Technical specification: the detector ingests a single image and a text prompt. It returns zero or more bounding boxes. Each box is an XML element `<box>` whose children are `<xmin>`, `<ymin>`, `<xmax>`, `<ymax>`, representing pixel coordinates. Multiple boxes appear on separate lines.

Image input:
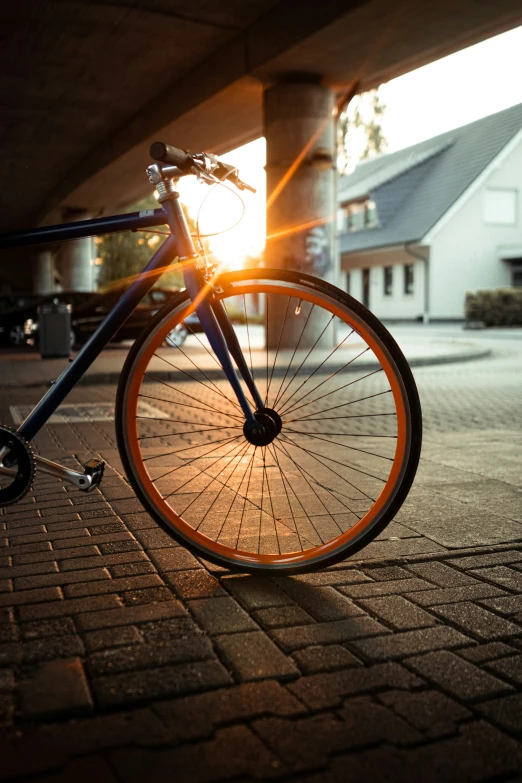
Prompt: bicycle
<box><xmin>0</xmin><ymin>142</ymin><xmax>422</xmax><ymax>574</ymax></box>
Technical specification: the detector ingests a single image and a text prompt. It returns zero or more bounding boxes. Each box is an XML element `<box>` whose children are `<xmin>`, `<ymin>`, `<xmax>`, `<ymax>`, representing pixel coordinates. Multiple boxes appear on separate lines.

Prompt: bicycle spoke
<box><xmin>266</xmin><ymin>295</ymin><xmax>291</xmax><ymax>406</ymax></box>
<box><xmin>289</xmin><ymin>389</ymin><xmax>393</xmax><ymax>422</ymax></box>
<box><xmin>272</xmin><ymin>304</ymin><xmax>319</xmax><ymax>409</ymax></box>
<box><xmin>281</xmin><ymin>356</ymin><xmax>378</xmax><ymax>417</ymax></box>
<box><xmin>277</xmin><ymin>326</ymin><xmax>354</xmax><ymax>412</ymax></box>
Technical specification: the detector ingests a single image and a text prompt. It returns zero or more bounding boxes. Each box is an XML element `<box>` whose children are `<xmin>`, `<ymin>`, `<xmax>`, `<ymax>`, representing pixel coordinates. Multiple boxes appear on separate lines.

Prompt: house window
<box><xmin>365</xmin><ymin>200</ymin><xmax>378</xmax><ymax>228</ymax></box>
<box><xmin>384</xmin><ymin>266</ymin><xmax>393</xmax><ymax>296</ymax></box>
<box><xmin>404</xmin><ymin>264</ymin><xmax>414</xmax><ymax>294</ymax></box>
<box><xmin>483</xmin><ymin>188</ymin><xmax>517</xmax><ymax>225</ymax></box>
<box><xmin>341</xmin><ymin>199</ymin><xmax>379</xmax><ymax>232</ymax></box>
<box><xmin>345</xmin><ymin>272</ymin><xmax>350</xmax><ymax>295</ymax></box>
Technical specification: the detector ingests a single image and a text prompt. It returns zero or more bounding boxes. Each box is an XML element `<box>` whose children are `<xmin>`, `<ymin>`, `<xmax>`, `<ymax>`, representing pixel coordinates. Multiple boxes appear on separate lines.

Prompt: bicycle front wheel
<box><xmin>116</xmin><ymin>269</ymin><xmax>422</xmax><ymax>574</ymax></box>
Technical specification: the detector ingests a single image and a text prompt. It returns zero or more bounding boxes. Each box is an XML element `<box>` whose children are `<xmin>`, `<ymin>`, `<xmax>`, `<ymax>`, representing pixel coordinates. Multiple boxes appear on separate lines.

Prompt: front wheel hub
<box><xmin>243</xmin><ymin>412</ymin><xmax>278</xmax><ymax>447</ymax></box>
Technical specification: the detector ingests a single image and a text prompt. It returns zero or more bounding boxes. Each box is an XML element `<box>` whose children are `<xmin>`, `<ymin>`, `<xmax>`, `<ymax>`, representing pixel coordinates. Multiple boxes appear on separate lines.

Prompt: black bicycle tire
<box><xmin>115</xmin><ymin>268</ymin><xmax>422</xmax><ymax>575</ymax></box>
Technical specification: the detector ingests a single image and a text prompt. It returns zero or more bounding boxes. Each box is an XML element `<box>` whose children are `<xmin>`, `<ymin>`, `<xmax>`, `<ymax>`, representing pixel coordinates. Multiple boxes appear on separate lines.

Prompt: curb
<box><xmin>0</xmin><ymin>348</ymin><xmax>492</xmax><ymax>389</ymax></box>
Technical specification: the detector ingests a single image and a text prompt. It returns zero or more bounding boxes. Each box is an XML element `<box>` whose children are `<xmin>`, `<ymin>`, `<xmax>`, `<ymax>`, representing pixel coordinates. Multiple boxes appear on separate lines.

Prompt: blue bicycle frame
<box><xmin>0</xmin><ymin>194</ymin><xmax>262</xmax><ymax>443</ymax></box>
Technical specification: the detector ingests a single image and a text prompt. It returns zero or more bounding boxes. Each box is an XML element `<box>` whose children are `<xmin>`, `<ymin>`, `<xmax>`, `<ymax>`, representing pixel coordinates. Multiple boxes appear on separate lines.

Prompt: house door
<box><xmin>362</xmin><ymin>268</ymin><xmax>370</xmax><ymax>308</ymax></box>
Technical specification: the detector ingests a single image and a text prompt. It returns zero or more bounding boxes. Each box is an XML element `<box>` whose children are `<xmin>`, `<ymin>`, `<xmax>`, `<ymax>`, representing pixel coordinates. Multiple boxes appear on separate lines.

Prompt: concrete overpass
<box><xmin>2</xmin><ymin>0</ymin><xmax>522</xmax><ymax>291</ymax></box>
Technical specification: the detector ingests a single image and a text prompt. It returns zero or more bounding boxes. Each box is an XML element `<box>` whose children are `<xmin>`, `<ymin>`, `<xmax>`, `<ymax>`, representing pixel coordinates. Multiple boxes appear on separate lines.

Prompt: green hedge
<box><xmin>465</xmin><ymin>288</ymin><xmax>522</xmax><ymax>326</ymax></box>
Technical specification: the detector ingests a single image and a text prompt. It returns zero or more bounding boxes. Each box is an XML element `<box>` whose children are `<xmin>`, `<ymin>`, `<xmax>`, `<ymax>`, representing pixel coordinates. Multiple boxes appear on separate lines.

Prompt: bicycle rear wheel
<box><xmin>116</xmin><ymin>269</ymin><xmax>422</xmax><ymax>574</ymax></box>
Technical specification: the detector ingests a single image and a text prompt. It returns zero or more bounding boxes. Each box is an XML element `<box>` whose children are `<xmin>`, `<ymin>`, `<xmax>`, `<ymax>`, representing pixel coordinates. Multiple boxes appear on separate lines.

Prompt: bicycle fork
<box><xmin>182</xmin><ymin>263</ymin><xmax>264</xmax><ymax>433</ymax></box>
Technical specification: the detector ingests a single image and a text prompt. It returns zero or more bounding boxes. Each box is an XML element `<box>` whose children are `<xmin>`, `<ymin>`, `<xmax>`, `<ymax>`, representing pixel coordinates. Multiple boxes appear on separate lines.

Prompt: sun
<box><xmin>176</xmin><ymin>138</ymin><xmax>266</xmax><ymax>271</ymax></box>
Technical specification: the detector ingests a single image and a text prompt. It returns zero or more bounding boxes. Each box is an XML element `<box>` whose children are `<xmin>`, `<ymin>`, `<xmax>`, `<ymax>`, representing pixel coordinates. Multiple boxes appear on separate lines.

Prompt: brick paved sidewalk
<box><xmin>1</xmin><ymin>348</ymin><xmax>522</xmax><ymax>781</ymax></box>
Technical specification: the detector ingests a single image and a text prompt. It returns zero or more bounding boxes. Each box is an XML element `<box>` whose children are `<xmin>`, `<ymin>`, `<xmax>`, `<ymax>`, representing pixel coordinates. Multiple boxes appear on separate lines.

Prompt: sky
<box><xmin>178</xmin><ymin>24</ymin><xmax>522</xmax><ymax>268</ymax></box>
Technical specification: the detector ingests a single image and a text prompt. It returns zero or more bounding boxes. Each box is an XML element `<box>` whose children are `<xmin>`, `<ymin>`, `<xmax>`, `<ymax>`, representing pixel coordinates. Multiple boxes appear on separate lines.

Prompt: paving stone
<box><xmin>84</xmin><ymin>626</ymin><xmax>144</xmax><ymax>652</ymax></box>
<box><xmin>110</xmin><ymin>561</ymin><xmax>156</xmax><ymax>578</ymax></box>
<box><xmin>13</xmin><ymin>545</ymin><xmax>99</xmax><ymax>565</ymax></box>
<box><xmin>122</xmin><ymin>586</ymin><xmax>174</xmax><ymax>606</ymax></box>
<box><xmin>294</xmin><ymin>569</ymin><xmax>372</xmax><ymax>585</ymax></box>
<box><xmin>120</xmin><ymin>512</ymin><xmax>158</xmax><ymax>531</ymax></box>
<box><xmin>18</xmin><ymin>594</ymin><xmax>122</xmax><ymax>622</ymax></box>
<box><xmin>276</xmin><ymin>581</ymin><xmax>363</xmax><ymax>621</ymax></box>
<box><xmin>359</xmin><ymin>566</ymin><xmax>412</xmax><ymax>581</ymax></box>
<box><xmin>223</xmin><ymin>575</ymin><xmax>292</xmax><ymax>610</ymax></box>
<box><xmin>0</xmin><ymin>561</ymin><xmax>58</xmax><ymax>580</ymax></box>
<box><xmin>88</xmin><ymin>635</ymin><xmax>213</xmax><ymax>676</ymax></box>
<box><xmin>98</xmin><ymin>540</ymin><xmax>142</xmax><ymax>555</ymax></box>
<box><xmin>60</xmin><ymin>553</ymin><xmax>148</xmax><ymax>573</ymax></box>
<box><xmin>111</xmin><ymin>725</ymin><xmax>284</xmax><ymax>782</ymax></box>
<box><xmin>477</xmin><ymin>694</ymin><xmax>522</xmax><ymax>735</ymax></box>
<box><xmin>76</xmin><ymin>599</ymin><xmax>186</xmax><ymax>631</ymax></box>
<box><xmin>406</xmin><ymin>561</ymin><xmax>478</xmax><ymax>586</ymax></box>
<box><xmin>139</xmin><ymin>616</ymin><xmax>201</xmax><ymax>644</ymax></box>
<box><xmin>270</xmin><ymin>616</ymin><xmax>390</xmax><ymax>652</ymax></box>
<box><xmin>165</xmin><ymin>568</ymin><xmax>225</xmax><ymax>599</ymax></box>
<box><xmin>0</xmin><ymin>578</ymin><xmax>11</xmax><ymax>592</ymax></box>
<box><xmin>42</xmin><ymin>708</ymin><xmax>172</xmax><ymax>755</ymax></box>
<box><xmin>480</xmin><ymin>594</ymin><xmax>522</xmax><ymax>615</ymax></box>
<box><xmin>25</xmin><ymin>756</ymin><xmax>120</xmax><ymax>783</ymax></box>
<box><xmin>3</xmin><ymin>541</ymin><xmax>52</xmax><ymax>556</ymax></box>
<box><xmin>288</xmin><ymin>662</ymin><xmax>423</xmax><ymax>710</ymax></box>
<box><xmin>0</xmin><ymin>642</ymin><xmax>21</xmax><ymax>665</ymax></box>
<box><xmin>19</xmin><ymin>658</ymin><xmax>93</xmax><ymax>719</ymax></box>
<box><xmin>254</xmin><ymin>699</ymin><xmax>422</xmax><ymax>772</ymax></box>
<box><xmin>0</xmin><ymin>668</ymin><xmax>15</xmax><ymax>691</ymax></box>
<box><xmin>407</xmin><ymin>650</ymin><xmax>515</xmax><ymax>702</ymax></box>
<box><xmin>188</xmin><ymin>596</ymin><xmax>257</xmax><ymax>634</ymax></box>
<box><xmin>448</xmin><ymin>551</ymin><xmax>522</xmax><ymax>570</ymax></box>
<box><xmin>14</xmin><ymin>567</ymin><xmax>110</xmax><ymax>590</ymax></box>
<box><xmin>470</xmin><ymin>565</ymin><xmax>522</xmax><ymax>591</ymax></box>
<box><xmin>64</xmin><ymin>573</ymin><xmax>163</xmax><ymax>598</ymax></box>
<box><xmin>215</xmin><ymin>630</ymin><xmax>299</xmax><ymax>681</ymax></box>
<box><xmin>349</xmin><ymin>626</ymin><xmax>471</xmax><ymax>662</ymax></box>
<box><xmin>93</xmin><ymin>659</ymin><xmax>232</xmax><ymax>709</ymax></box>
<box><xmin>22</xmin><ymin>634</ymin><xmax>85</xmax><ymax>663</ymax></box>
<box><xmin>338</xmin><ymin>578</ymin><xmax>434</xmax><ymax>598</ymax></box>
<box><xmin>0</xmin><ymin>585</ymin><xmax>62</xmax><ymax>608</ymax></box>
<box><xmin>486</xmin><ymin>654</ymin><xmax>522</xmax><ymax>685</ymax></box>
<box><xmin>253</xmin><ymin>604</ymin><xmax>315</xmax><ymax>629</ymax></box>
<box><xmin>154</xmin><ymin>680</ymin><xmax>306</xmax><ymax>742</ymax></box>
<box><xmin>292</xmin><ymin>645</ymin><xmax>362</xmax><ymax>674</ymax></box>
<box><xmin>432</xmin><ymin>602</ymin><xmax>522</xmax><ymax>640</ymax></box>
<box><xmin>356</xmin><ymin>595</ymin><xmax>438</xmax><ymax>630</ymax></box>
<box><xmin>378</xmin><ymin>689</ymin><xmax>472</xmax><ymax>738</ymax></box>
<box><xmin>406</xmin><ymin>583</ymin><xmax>506</xmax><ymax>607</ymax></box>
<box><xmin>148</xmin><ymin>547</ymin><xmax>201</xmax><ymax>572</ymax></box>
<box><xmin>0</xmin><ymin>692</ymin><xmax>15</xmax><ymax>723</ymax></box>
<box><xmin>458</xmin><ymin>642</ymin><xmax>518</xmax><ymax>663</ymax></box>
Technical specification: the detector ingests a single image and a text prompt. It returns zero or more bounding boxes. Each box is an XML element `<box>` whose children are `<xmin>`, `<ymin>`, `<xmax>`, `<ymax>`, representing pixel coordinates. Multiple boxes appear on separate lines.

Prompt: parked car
<box><xmin>0</xmin><ymin>293</ymin><xmax>43</xmax><ymax>314</ymax></box>
<box><xmin>3</xmin><ymin>291</ymin><xmax>94</xmax><ymax>346</ymax></box>
<box><xmin>68</xmin><ymin>286</ymin><xmax>181</xmax><ymax>345</ymax></box>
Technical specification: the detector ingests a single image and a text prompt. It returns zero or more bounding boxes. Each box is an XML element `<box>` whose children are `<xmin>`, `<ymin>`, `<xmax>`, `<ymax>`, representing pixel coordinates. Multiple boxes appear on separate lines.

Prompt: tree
<box><xmin>337</xmin><ymin>89</ymin><xmax>387</xmax><ymax>174</ymax></box>
<box><xmin>96</xmin><ymin>194</ymin><xmax>196</xmax><ymax>290</ymax></box>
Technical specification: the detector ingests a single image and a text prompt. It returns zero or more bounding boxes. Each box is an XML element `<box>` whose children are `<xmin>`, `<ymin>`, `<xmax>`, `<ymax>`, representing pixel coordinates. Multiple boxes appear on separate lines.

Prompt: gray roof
<box><xmin>339</xmin><ymin>102</ymin><xmax>522</xmax><ymax>255</ymax></box>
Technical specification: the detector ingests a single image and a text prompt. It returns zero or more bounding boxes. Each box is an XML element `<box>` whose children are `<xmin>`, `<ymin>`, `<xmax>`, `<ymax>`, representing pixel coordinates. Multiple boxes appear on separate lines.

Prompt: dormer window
<box><xmin>340</xmin><ymin>198</ymin><xmax>378</xmax><ymax>232</ymax></box>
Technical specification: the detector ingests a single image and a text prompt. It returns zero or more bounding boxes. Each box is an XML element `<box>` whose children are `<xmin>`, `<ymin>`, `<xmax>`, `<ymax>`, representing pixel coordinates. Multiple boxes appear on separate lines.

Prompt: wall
<box><xmin>428</xmin><ymin>133</ymin><xmax>522</xmax><ymax>318</ymax></box>
<box><xmin>342</xmin><ymin>247</ymin><xmax>426</xmax><ymax>319</ymax></box>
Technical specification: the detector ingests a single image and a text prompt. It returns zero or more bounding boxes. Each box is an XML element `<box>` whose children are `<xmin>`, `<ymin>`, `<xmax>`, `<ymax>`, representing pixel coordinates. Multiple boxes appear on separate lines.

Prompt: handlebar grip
<box><xmin>150</xmin><ymin>142</ymin><xmax>192</xmax><ymax>170</ymax></box>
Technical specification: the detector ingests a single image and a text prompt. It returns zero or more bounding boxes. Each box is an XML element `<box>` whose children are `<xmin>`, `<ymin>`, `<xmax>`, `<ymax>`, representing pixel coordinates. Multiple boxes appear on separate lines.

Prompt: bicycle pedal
<box><xmin>81</xmin><ymin>458</ymin><xmax>105</xmax><ymax>492</ymax></box>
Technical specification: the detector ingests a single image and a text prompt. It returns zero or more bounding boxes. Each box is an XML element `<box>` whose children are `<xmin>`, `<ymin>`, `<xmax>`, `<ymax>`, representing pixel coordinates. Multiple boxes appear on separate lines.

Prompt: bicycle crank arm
<box><xmin>35</xmin><ymin>455</ymin><xmax>105</xmax><ymax>492</ymax></box>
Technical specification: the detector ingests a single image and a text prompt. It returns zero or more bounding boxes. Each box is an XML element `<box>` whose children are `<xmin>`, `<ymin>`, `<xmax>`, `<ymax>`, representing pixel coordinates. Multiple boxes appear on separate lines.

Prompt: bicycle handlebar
<box><xmin>149</xmin><ymin>142</ymin><xmax>193</xmax><ymax>171</ymax></box>
<box><xmin>149</xmin><ymin>141</ymin><xmax>256</xmax><ymax>193</ymax></box>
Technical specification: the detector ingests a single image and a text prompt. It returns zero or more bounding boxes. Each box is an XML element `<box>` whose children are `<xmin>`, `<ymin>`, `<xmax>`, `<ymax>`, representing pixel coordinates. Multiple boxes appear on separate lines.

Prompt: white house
<box><xmin>338</xmin><ymin>103</ymin><xmax>522</xmax><ymax>321</ymax></box>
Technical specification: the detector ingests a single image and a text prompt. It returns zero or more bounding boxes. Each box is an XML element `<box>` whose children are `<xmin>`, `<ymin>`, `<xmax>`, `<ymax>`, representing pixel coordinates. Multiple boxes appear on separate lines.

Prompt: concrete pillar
<box><xmin>264</xmin><ymin>79</ymin><xmax>337</xmax><ymax>347</ymax></box>
<box><xmin>61</xmin><ymin>209</ymin><xmax>94</xmax><ymax>291</ymax></box>
<box><xmin>33</xmin><ymin>249</ymin><xmax>53</xmax><ymax>294</ymax></box>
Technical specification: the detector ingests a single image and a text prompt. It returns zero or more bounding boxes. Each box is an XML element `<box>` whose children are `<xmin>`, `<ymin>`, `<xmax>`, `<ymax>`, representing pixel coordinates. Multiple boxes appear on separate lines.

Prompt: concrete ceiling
<box><xmin>2</xmin><ymin>0</ymin><xmax>522</xmax><ymax>232</ymax></box>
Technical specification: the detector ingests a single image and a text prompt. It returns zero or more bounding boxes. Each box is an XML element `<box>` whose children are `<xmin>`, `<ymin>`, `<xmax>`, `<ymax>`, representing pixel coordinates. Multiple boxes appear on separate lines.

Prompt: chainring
<box><xmin>0</xmin><ymin>426</ymin><xmax>35</xmax><ymax>507</ymax></box>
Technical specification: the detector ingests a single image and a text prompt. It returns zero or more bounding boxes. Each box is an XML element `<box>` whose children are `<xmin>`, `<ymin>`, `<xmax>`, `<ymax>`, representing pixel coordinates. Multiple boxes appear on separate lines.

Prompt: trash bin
<box><xmin>38</xmin><ymin>300</ymin><xmax>72</xmax><ymax>358</ymax></box>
